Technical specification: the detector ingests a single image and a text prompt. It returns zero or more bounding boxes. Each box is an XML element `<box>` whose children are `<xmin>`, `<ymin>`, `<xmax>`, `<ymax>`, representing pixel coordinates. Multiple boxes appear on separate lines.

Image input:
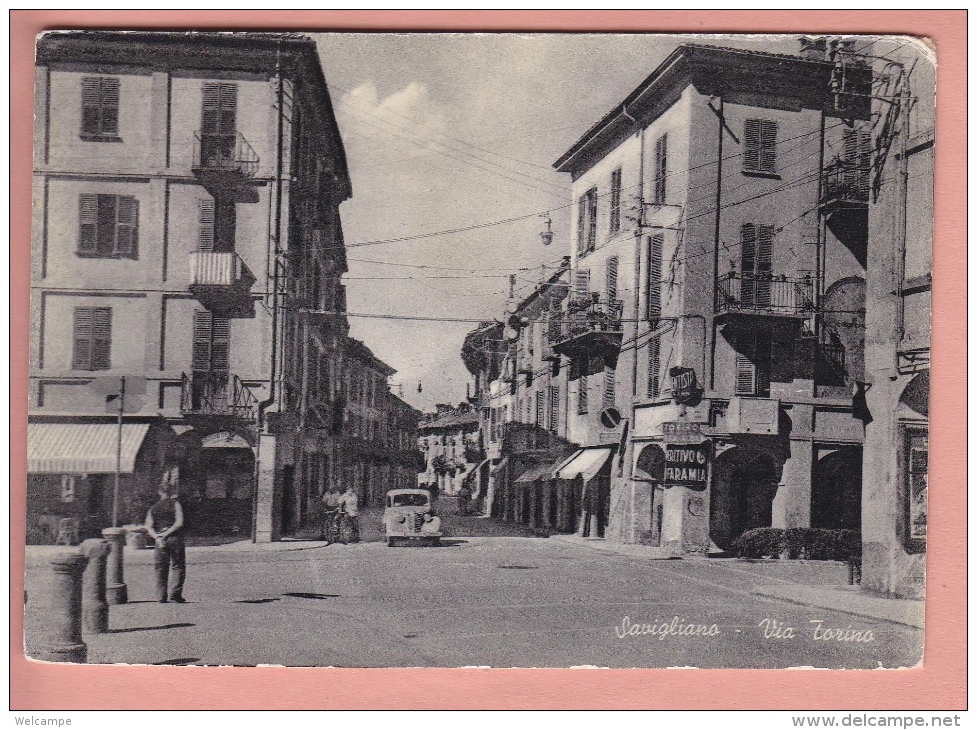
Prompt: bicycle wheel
<box><xmin>338</xmin><ymin>515</ymin><xmax>354</xmax><ymax>545</ymax></box>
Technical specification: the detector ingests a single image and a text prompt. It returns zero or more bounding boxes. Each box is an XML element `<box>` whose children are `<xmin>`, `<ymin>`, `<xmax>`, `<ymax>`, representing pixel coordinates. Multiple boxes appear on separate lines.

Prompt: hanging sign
<box><xmin>670</xmin><ymin>366</ymin><xmax>703</xmax><ymax>406</ymax></box>
<box><xmin>663</xmin><ymin>441</ymin><xmax>710</xmax><ymax>490</ymax></box>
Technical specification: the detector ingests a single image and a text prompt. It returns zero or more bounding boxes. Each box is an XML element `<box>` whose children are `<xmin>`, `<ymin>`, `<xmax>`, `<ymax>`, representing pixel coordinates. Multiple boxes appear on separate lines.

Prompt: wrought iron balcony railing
<box><xmin>180</xmin><ymin>372</ymin><xmax>257</xmax><ymax>422</ymax></box>
<box><xmin>716</xmin><ymin>272</ymin><xmax>814</xmax><ymax>317</ymax></box>
<box><xmin>192</xmin><ymin>131</ymin><xmax>259</xmax><ymax>179</ymax></box>
<box><xmin>550</xmin><ymin>295</ymin><xmax>624</xmax><ymax>358</ymax></box>
<box><xmin>822</xmin><ymin>159</ymin><xmax>870</xmax><ymax>205</ymax></box>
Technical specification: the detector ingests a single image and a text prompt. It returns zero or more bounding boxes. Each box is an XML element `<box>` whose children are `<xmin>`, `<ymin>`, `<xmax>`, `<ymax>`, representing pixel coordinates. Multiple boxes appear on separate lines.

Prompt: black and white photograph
<box><xmin>24</xmin><ymin>29</ymin><xmax>934</xmax><ymax>670</ymax></box>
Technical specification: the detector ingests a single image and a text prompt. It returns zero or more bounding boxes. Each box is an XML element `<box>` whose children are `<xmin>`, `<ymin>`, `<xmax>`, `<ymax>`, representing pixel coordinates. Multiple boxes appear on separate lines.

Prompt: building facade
<box><xmin>860</xmin><ymin>43</ymin><xmax>933</xmax><ymax>598</ymax></box>
<box><xmin>416</xmin><ymin>404</ymin><xmax>482</xmax><ymax>502</ymax></box>
<box><xmin>29</xmin><ymin>32</ymin><xmax>353</xmax><ymax>541</ymax></box>
<box><xmin>550</xmin><ymin>42</ymin><xmax>874</xmax><ymax>551</ymax></box>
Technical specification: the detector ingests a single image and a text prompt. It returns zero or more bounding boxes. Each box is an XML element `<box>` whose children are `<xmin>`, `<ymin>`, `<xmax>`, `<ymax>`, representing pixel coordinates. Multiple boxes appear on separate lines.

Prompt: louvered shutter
<box><xmin>73</xmin><ymin>307</ymin><xmax>93</xmax><ymax>369</ymax></box>
<box><xmin>605</xmin><ymin>256</ymin><xmax>619</xmax><ymax>303</ymax></box>
<box><xmin>114</xmin><ymin>196</ymin><xmax>137</xmax><ymax>255</ymax></box>
<box><xmin>735</xmin><ymin>353</ymin><xmax>756</xmax><ymax>395</ymax></box>
<box><xmin>78</xmin><ymin>194</ymin><xmax>98</xmax><ymax>253</ymax></box>
<box><xmin>577</xmin><ymin>195</ymin><xmax>587</xmax><ymax>254</ymax></box>
<box><xmin>744</xmin><ymin>119</ymin><xmax>761</xmax><ymax>171</ymax></box>
<box><xmin>219</xmin><ymin>84</ymin><xmax>237</xmax><ymax>135</ymax></box>
<box><xmin>573</xmin><ymin>269</ymin><xmax>591</xmax><ymax>301</ymax></box>
<box><xmin>548</xmin><ymin>296</ymin><xmax>562</xmax><ymax>343</ymax></box>
<box><xmin>92</xmin><ymin>308</ymin><xmax>112</xmax><ymax>369</ymax></box>
<box><xmin>755</xmin><ymin>225</ymin><xmax>773</xmax><ymax>307</ymax></box>
<box><xmin>192</xmin><ymin>311</ymin><xmax>213</xmax><ymax>371</ymax></box>
<box><xmin>603</xmin><ymin>366</ymin><xmax>616</xmax><ymax>407</ymax></box>
<box><xmin>549</xmin><ymin>386</ymin><xmax>560</xmax><ymax>431</ymax></box>
<box><xmin>100</xmin><ymin>78</ymin><xmax>119</xmax><ymax>135</ymax></box>
<box><xmin>577</xmin><ymin>375</ymin><xmax>589</xmax><ymax>414</ymax></box>
<box><xmin>647</xmin><ymin>337</ymin><xmax>661</xmax><ymax>398</ymax></box>
<box><xmin>536</xmin><ymin>390</ymin><xmax>545</xmax><ymax>426</ymax></box>
<box><xmin>759</xmin><ymin>120</ymin><xmax>777</xmax><ymax>173</ymax></box>
<box><xmin>647</xmin><ymin>234</ymin><xmax>663</xmax><ymax>323</ymax></box>
<box><xmin>609</xmin><ymin>167</ymin><xmax>622</xmax><ymax>233</ymax></box>
<box><xmin>81</xmin><ymin>78</ymin><xmax>102</xmax><ymax>135</ymax></box>
<box><xmin>198</xmin><ymin>199</ymin><xmax>215</xmax><ymax>251</ymax></box>
<box><xmin>654</xmin><ymin>134</ymin><xmax>668</xmax><ymax>204</ymax></box>
<box><xmin>586</xmin><ymin>189</ymin><xmax>597</xmax><ymax>252</ymax></box>
<box><xmin>211</xmin><ymin>316</ymin><xmax>230</xmax><ymax>370</ymax></box>
<box><xmin>755</xmin><ymin>328</ymin><xmax>771</xmax><ymax>395</ymax></box>
<box><xmin>741</xmin><ymin>224</ymin><xmax>757</xmax><ymax>306</ymax></box>
<box><xmin>201</xmin><ymin>83</ymin><xmax>221</xmax><ymax>135</ymax></box>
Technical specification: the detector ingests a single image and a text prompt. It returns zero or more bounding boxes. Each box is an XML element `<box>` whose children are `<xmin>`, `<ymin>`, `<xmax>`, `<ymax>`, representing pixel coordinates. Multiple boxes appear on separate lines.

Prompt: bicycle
<box><xmin>321</xmin><ymin>508</ymin><xmax>341</xmax><ymax>545</ymax></box>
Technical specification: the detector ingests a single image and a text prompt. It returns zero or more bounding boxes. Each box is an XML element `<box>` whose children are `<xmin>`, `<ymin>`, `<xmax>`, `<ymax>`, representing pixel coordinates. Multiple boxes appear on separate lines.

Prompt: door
<box><xmin>740</xmin><ymin>224</ymin><xmax>773</xmax><ymax>308</ymax></box>
<box><xmin>201</xmin><ymin>82</ymin><xmax>238</xmax><ymax>166</ymax></box>
<box><xmin>192</xmin><ymin>311</ymin><xmax>230</xmax><ymax>413</ymax></box>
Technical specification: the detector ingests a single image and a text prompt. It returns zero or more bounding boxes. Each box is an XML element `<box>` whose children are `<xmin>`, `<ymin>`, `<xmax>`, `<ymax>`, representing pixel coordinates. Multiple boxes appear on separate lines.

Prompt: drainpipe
<box><xmin>252</xmin><ymin>44</ymin><xmax>286</xmax><ymax>542</ymax></box>
<box><xmin>708</xmin><ymin>96</ymin><xmax>724</xmax><ymax>391</ymax></box>
<box><xmin>626</xmin><ymin>111</ymin><xmax>645</xmax><ymax>543</ymax></box>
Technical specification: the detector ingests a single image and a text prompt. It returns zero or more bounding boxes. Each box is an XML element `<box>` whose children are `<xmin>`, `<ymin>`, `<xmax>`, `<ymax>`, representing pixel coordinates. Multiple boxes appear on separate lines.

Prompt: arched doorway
<box><xmin>811</xmin><ymin>447</ymin><xmax>862</xmax><ymax>531</ymax></box>
<box><xmin>179</xmin><ymin>429</ymin><xmax>257</xmax><ymax>537</ymax></box>
<box><xmin>710</xmin><ymin>448</ymin><xmax>780</xmax><ymax>550</ymax></box>
<box><xmin>636</xmin><ymin>443</ymin><xmax>665</xmax><ymax>547</ymax></box>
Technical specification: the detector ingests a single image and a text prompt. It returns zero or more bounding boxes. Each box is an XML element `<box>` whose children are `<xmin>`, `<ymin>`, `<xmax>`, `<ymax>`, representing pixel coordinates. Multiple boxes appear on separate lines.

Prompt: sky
<box><xmin>311</xmin><ymin>33</ymin><xmax>932</xmax><ymax>413</ymax></box>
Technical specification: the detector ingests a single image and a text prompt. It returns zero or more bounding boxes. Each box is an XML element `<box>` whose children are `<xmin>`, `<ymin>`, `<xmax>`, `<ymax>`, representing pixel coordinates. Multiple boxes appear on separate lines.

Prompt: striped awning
<box><xmin>514</xmin><ymin>462</ymin><xmax>558</xmax><ymax>484</ymax></box>
<box><xmin>555</xmin><ymin>447</ymin><xmax>612</xmax><ymax>482</ymax></box>
<box><xmin>28</xmin><ymin>423</ymin><xmax>151</xmax><ymax>474</ymax></box>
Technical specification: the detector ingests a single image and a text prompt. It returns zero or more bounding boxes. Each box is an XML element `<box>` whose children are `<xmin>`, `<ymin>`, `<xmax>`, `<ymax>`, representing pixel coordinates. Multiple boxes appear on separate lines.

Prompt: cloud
<box><xmin>339</xmin><ymin>81</ymin><xmax>446</xmax><ymax>153</ymax></box>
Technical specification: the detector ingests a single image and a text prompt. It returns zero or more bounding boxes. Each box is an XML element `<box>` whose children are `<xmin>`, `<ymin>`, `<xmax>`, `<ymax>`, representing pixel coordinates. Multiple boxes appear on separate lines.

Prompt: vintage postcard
<box><xmin>15</xmin><ymin>16</ymin><xmax>956</xmax><ymax>708</ymax></box>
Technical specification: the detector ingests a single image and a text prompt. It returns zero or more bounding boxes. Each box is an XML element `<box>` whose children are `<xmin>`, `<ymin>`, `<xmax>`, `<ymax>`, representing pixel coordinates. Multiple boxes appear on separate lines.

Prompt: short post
<box><xmin>101</xmin><ymin>527</ymin><xmax>128</xmax><ymax>605</ymax></box>
<box><xmin>80</xmin><ymin>538</ymin><xmax>111</xmax><ymax>634</ymax></box>
<box><xmin>35</xmin><ymin>553</ymin><xmax>87</xmax><ymax>663</ymax></box>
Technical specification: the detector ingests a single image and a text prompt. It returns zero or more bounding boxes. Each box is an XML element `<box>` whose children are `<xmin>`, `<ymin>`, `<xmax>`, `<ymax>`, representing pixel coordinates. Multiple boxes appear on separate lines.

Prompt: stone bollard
<box><xmin>101</xmin><ymin>527</ymin><xmax>128</xmax><ymax>605</ymax></box>
<box><xmin>79</xmin><ymin>538</ymin><xmax>111</xmax><ymax>634</ymax></box>
<box><xmin>35</xmin><ymin>553</ymin><xmax>87</xmax><ymax>663</ymax></box>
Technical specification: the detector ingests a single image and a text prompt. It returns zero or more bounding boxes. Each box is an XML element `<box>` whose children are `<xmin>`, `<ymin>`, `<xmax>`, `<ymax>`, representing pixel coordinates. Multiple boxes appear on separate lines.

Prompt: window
<box><xmin>654</xmin><ymin>134</ymin><xmax>668</xmax><ymax>204</ymax></box>
<box><xmin>81</xmin><ymin>77</ymin><xmax>119</xmax><ymax>138</ymax></box>
<box><xmin>609</xmin><ymin>167</ymin><xmax>623</xmax><ymax>234</ymax></box>
<box><xmin>192</xmin><ymin>310</ymin><xmax>230</xmax><ymax>372</ymax></box>
<box><xmin>905</xmin><ymin>429</ymin><xmax>927</xmax><ymax>546</ymax></box>
<box><xmin>577</xmin><ymin>187</ymin><xmax>597</xmax><ymax>254</ymax></box>
<box><xmin>200</xmin><ymin>82</ymin><xmax>238</xmax><ymax>163</ymax></box>
<box><xmin>536</xmin><ymin>390</ymin><xmax>545</xmax><ymax>426</ymax></box>
<box><xmin>744</xmin><ymin>119</ymin><xmax>778</xmax><ymax>174</ymax></box>
<box><xmin>647</xmin><ymin>233</ymin><xmax>663</xmax><ymax>322</ymax></box>
<box><xmin>72</xmin><ymin>306</ymin><xmax>112</xmax><ymax>370</ymax></box>
<box><xmin>740</xmin><ymin>223</ymin><xmax>774</xmax><ymax>307</ymax></box>
<box><xmin>735</xmin><ymin>328</ymin><xmax>772</xmax><ymax>396</ymax></box>
<box><xmin>605</xmin><ymin>256</ymin><xmax>619</xmax><ymax>303</ymax></box>
<box><xmin>577</xmin><ymin>375</ymin><xmax>589</xmax><ymax>414</ymax></box>
<box><xmin>603</xmin><ymin>366</ymin><xmax>616</xmax><ymax>407</ymax></box>
<box><xmin>549</xmin><ymin>385</ymin><xmax>560</xmax><ymax>432</ymax></box>
<box><xmin>78</xmin><ymin>194</ymin><xmax>138</xmax><ymax>258</ymax></box>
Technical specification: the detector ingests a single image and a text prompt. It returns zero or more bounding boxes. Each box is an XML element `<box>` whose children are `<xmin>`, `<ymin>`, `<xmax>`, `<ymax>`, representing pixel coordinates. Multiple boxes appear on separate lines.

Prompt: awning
<box><xmin>514</xmin><ymin>462</ymin><xmax>557</xmax><ymax>484</ymax></box>
<box><xmin>555</xmin><ymin>447</ymin><xmax>612</xmax><ymax>481</ymax></box>
<box><xmin>28</xmin><ymin>423</ymin><xmax>151</xmax><ymax>474</ymax></box>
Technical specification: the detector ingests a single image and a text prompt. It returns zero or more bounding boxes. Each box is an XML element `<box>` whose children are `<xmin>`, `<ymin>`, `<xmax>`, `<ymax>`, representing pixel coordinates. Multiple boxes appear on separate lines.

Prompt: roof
<box><xmin>28</xmin><ymin>423</ymin><xmax>151</xmax><ymax>474</ymax></box>
<box><xmin>386</xmin><ymin>488</ymin><xmax>432</xmax><ymax>496</ymax></box>
<box><xmin>554</xmin><ymin>43</ymin><xmax>835</xmax><ymax>176</ymax></box>
<box><xmin>344</xmin><ymin>337</ymin><xmax>396</xmax><ymax>377</ymax></box>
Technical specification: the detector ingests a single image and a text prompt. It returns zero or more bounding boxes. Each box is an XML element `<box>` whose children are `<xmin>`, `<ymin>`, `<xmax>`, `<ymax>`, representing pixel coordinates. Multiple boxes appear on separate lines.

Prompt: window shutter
<box><xmin>72</xmin><ymin>307</ymin><xmax>93</xmax><ymax>369</ymax></box>
<box><xmin>603</xmin><ymin>366</ymin><xmax>616</xmax><ymax>407</ymax></box>
<box><xmin>647</xmin><ymin>337</ymin><xmax>661</xmax><ymax>398</ymax></box>
<box><xmin>744</xmin><ymin>119</ymin><xmax>761</xmax><ymax>171</ymax></box>
<box><xmin>192</xmin><ymin>311</ymin><xmax>213</xmax><ymax>371</ymax></box>
<box><xmin>735</xmin><ymin>353</ymin><xmax>756</xmax><ymax>395</ymax></box>
<box><xmin>114</xmin><ymin>196</ymin><xmax>137</xmax><ymax>255</ymax></box>
<box><xmin>548</xmin><ymin>296</ymin><xmax>562</xmax><ymax>343</ymax></box>
<box><xmin>78</xmin><ymin>194</ymin><xmax>98</xmax><ymax>253</ymax></box>
<box><xmin>605</xmin><ymin>256</ymin><xmax>619</xmax><ymax>303</ymax></box>
<box><xmin>586</xmin><ymin>189</ymin><xmax>597</xmax><ymax>252</ymax></box>
<box><xmin>576</xmin><ymin>195</ymin><xmax>587</xmax><ymax>254</ymax></box>
<box><xmin>647</xmin><ymin>234</ymin><xmax>663</xmax><ymax>323</ymax></box>
<box><xmin>549</xmin><ymin>385</ymin><xmax>560</xmax><ymax>431</ymax></box>
<box><xmin>198</xmin><ymin>199</ymin><xmax>215</xmax><ymax>251</ymax></box>
<box><xmin>81</xmin><ymin>78</ymin><xmax>102</xmax><ymax>135</ymax></box>
<box><xmin>202</xmin><ymin>83</ymin><xmax>221</xmax><ymax>135</ymax></box>
<box><xmin>577</xmin><ymin>375</ymin><xmax>589</xmax><ymax>414</ymax></box>
<box><xmin>609</xmin><ymin>167</ymin><xmax>622</xmax><ymax>234</ymax></box>
<box><xmin>211</xmin><ymin>315</ymin><xmax>230</xmax><ymax>370</ymax></box>
<box><xmin>536</xmin><ymin>390</ymin><xmax>545</xmax><ymax>426</ymax></box>
<box><xmin>219</xmin><ymin>83</ymin><xmax>238</xmax><ymax>135</ymax></box>
<box><xmin>759</xmin><ymin>120</ymin><xmax>777</xmax><ymax>173</ymax></box>
<box><xmin>92</xmin><ymin>308</ymin><xmax>112</xmax><ymax>370</ymax></box>
<box><xmin>573</xmin><ymin>269</ymin><xmax>591</xmax><ymax>301</ymax></box>
<box><xmin>100</xmin><ymin>78</ymin><xmax>119</xmax><ymax>135</ymax></box>
<box><xmin>655</xmin><ymin>134</ymin><xmax>668</xmax><ymax>204</ymax></box>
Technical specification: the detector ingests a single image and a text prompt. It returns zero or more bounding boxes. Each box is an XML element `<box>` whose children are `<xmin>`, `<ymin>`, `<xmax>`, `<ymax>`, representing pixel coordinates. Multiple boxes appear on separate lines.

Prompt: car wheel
<box><xmin>387</xmin><ymin>537</ymin><xmax>397</xmax><ymax>547</ymax></box>
<box><xmin>430</xmin><ymin>538</ymin><xmax>441</xmax><ymax>547</ymax></box>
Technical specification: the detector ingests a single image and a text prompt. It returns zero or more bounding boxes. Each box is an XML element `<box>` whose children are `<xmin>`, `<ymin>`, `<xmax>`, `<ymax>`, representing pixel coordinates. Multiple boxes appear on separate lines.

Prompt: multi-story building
<box><xmin>341</xmin><ymin>338</ymin><xmax>422</xmax><ymax>508</ymax></box>
<box><xmin>416</xmin><ymin>404</ymin><xmax>482</xmax><ymax>501</ymax></box>
<box><xmin>550</xmin><ymin>42</ymin><xmax>873</xmax><ymax>550</ymax></box>
<box><xmin>28</xmin><ymin>31</ymin><xmax>352</xmax><ymax>542</ymax></box>
<box><xmin>861</xmin><ymin>43</ymin><xmax>933</xmax><ymax>598</ymax></box>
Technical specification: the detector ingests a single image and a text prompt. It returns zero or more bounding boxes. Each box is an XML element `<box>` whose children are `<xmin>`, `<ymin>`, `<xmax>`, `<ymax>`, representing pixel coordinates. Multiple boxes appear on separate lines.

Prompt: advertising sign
<box><xmin>663</xmin><ymin>441</ymin><xmax>710</xmax><ymax>490</ymax></box>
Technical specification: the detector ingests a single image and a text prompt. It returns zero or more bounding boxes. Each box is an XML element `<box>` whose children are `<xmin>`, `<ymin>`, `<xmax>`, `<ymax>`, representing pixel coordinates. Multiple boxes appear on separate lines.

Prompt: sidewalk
<box><xmin>550</xmin><ymin>533</ymin><xmax>924</xmax><ymax>629</ymax></box>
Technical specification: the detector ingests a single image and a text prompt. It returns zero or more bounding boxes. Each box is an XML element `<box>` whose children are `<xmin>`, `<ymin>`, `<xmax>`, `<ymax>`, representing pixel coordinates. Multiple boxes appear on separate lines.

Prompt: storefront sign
<box><xmin>662</xmin><ymin>421</ymin><xmax>703</xmax><ymax>444</ymax></box>
<box><xmin>670</xmin><ymin>366</ymin><xmax>703</xmax><ymax>406</ymax></box>
<box><xmin>664</xmin><ymin>442</ymin><xmax>709</xmax><ymax>490</ymax></box>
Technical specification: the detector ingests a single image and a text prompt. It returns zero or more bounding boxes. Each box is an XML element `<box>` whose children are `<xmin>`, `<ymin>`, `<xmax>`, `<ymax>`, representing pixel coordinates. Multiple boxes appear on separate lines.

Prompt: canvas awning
<box><xmin>514</xmin><ymin>461</ymin><xmax>558</xmax><ymax>484</ymax></box>
<box><xmin>555</xmin><ymin>447</ymin><xmax>612</xmax><ymax>482</ymax></box>
<box><xmin>28</xmin><ymin>423</ymin><xmax>151</xmax><ymax>474</ymax></box>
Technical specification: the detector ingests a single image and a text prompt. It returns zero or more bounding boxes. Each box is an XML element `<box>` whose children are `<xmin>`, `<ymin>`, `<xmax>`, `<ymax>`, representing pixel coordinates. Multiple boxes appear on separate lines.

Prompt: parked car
<box><xmin>382</xmin><ymin>489</ymin><xmax>442</xmax><ymax>547</ymax></box>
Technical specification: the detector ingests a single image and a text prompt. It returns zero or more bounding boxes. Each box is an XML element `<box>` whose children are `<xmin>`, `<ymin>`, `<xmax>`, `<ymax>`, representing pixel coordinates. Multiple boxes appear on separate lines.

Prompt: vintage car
<box><xmin>382</xmin><ymin>489</ymin><xmax>442</xmax><ymax>547</ymax></box>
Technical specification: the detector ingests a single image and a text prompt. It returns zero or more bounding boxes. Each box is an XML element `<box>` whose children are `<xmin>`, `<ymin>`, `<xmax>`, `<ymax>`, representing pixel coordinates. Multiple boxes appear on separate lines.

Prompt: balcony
<box><xmin>822</xmin><ymin>159</ymin><xmax>870</xmax><ymax>209</ymax></box>
<box><xmin>551</xmin><ymin>295</ymin><xmax>623</xmax><ymax>360</ymax></box>
<box><xmin>192</xmin><ymin>131</ymin><xmax>259</xmax><ymax>187</ymax></box>
<box><xmin>188</xmin><ymin>251</ymin><xmax>255</xmax><ymax>317</ymax></box>
<box><xmin>181</xmin><ymin>372</ymin><xmax>258</xmax><ymax>423</ymax></box>
<box><xmin>716</xmin><ymin>273</ymin><xmax>814</xmax><ymax>319</ymax></box>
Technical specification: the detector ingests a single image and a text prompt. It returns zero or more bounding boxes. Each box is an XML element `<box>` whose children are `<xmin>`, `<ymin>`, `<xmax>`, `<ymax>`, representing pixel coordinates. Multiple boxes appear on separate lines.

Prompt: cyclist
<box><xmin>339</xmin><ymin>485</ymin><xmax>360</xmax><ymax>543</ymax></box>
<box><xmin>320</xmin><ymin>486</ymin><xmax>342</xmax><ymax>542</ymax></box>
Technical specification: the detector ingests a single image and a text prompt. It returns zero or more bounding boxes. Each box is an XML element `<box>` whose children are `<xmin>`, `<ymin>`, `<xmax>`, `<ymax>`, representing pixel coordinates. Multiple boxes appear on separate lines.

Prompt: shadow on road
<box><xmin>107</xmin><ymin>622</ymin><xmax>195</xmax><ymax>634</ymax></box>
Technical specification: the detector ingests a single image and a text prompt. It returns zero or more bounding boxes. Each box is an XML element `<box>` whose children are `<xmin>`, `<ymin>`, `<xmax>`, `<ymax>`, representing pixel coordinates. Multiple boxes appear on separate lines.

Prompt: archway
<box><xmin>811</xmin><ymin>447</ymin><xmax>862</xmax><ymax>531</ymax></box>
<box><xmin>635</xmin><ymin>443</ymin><xmax>665</xmax><ymax>546</ymax></box>
<box><xmin>178</xmin><ymin>428</ymin><xmax>257</xmax><ymax>537</ymax></box>
<box><xmin>710</xmin><ymin>448</ymin><xmax>780</xmax><ymax>550</ymax></box>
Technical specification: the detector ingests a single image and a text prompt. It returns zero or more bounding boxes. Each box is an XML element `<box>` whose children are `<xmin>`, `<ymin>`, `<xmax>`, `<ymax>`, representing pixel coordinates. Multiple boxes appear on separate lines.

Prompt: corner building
<box><xmin>552</xmin><ymin>43</ymin><xmax>872</xmax><ymax>552</ymax></box>
<box><xmin>30</xmin><ymin>32</ymin><xmax>352</xmax><ymax>541</ymax></box>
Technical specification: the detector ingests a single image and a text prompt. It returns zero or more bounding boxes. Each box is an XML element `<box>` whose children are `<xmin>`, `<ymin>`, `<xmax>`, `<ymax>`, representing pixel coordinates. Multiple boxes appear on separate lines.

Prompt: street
<box><xmin>24</xmin><ymin>513</ymin><xmax>922</xmax><ymax>669</ymax></box>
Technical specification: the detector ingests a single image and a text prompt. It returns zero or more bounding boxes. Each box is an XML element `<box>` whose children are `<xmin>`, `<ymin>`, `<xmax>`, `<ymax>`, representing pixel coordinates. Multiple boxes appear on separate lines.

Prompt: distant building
<box><xmin>550</xmin><ymin>42</ymin><xmax>874</xmax><ymax>549</ymax></box>
<box><xmin>29</xmin><ymin>31</ymin><xmax>352</xmax><ymax>541</ymax></box>
<box><xmin>417</xmin><ymin>404</ymin><xmax>482</xmax><ymax>507</ymax></box>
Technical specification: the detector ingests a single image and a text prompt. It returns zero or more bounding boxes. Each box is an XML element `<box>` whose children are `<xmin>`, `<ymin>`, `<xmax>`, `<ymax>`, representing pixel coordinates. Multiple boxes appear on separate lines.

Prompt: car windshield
<box><xmin>392</xmin><ymin>494</ymin><xmax>429</xmax><ymax>507</ymax></box>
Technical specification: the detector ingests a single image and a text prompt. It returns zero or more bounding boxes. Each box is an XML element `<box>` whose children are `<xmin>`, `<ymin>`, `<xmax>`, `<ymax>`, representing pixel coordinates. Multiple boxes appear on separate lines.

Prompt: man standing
<box><xmin>145</xmin><ymin>479</ymin><xmax>186</xmax><ymax>603</ymax></box>
<box><xmin>339</xmin><ymin>485</ymin><xmax>360</xmax><ymax>543</ymax></box>
<box><xmin>320</xmin><ymin>486</ymin><xmax>342</xmax><ymax>541</ymax></box>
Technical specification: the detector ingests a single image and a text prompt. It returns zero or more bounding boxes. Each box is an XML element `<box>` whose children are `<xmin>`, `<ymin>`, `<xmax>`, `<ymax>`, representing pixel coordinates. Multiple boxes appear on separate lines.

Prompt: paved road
<box><xmin>23</xmin><ymin>515</ymin><xmax>922</xmax><ymax>668</ymax></box>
